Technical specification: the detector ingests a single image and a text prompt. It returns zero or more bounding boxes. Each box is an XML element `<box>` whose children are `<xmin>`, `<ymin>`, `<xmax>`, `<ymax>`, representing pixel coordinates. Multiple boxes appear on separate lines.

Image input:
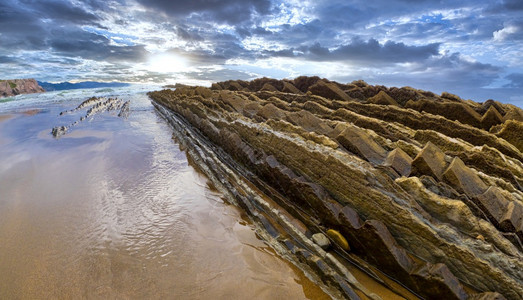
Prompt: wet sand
<box><xmin>0</xmin><ymin>114</ymin><xmax>14</xmax><ymax>122</ymax></box>
<box><xmin>0</xmin><ymin>114</ymin><xmax>15</xmax><ymax>147</ymax></box>
<box><xmin>0</xmin><ymin>94</ymin><xmax>330</xmax><ymax>299</ymax></box>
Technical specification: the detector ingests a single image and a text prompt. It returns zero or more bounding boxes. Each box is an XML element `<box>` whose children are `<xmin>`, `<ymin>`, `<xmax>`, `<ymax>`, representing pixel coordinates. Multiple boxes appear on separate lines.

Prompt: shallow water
<box><xmin>0</xmin><ymin>88</ymin><xmax>329</xmax><ymax>299</ymax></box>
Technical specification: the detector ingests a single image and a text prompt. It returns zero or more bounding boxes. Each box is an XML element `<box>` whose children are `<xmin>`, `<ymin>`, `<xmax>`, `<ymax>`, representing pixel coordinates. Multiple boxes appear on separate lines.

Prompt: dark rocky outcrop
<box><xmin>149</xmin><ymin>77</ymin><xmax>523</xmax><ymax>300</ymax></box>
<box><xmin>0</xmin><ymin>79</ymin><xmax>44</xmax><ymax>97</ymax></box>
<box><xmin>118</xmin><ymin>100</ymin><xmax>131</xmax><ymax>118</ymax></box>
<box><xmin>52</xmin><ymin>96</ymin><xmax>129</xmax><ymax>137</ymax></box>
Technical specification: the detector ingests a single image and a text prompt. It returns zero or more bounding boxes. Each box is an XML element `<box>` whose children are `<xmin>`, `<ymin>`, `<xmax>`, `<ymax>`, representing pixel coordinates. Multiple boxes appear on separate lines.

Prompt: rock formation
<box><xmin>149</xmin><ymin>77</ymin><xmax>523</xmax><ymax>299</ymax></box>
<box><xmin>52</xmin><ymin>96</ymin><xmax>129</xmax><ymax>137</ymax></box>
<box><xmin>0</xmin><ymin>79</ymin><xmax>45</xmax><ymax>97</ymax></box>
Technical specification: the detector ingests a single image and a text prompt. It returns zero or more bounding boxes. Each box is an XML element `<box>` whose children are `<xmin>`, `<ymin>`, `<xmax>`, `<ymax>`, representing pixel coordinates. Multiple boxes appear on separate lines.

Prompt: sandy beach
<box><xmin>0</xmin><ymin>89</ymin><xmax>329</xmax><ymax>299</ymax></box>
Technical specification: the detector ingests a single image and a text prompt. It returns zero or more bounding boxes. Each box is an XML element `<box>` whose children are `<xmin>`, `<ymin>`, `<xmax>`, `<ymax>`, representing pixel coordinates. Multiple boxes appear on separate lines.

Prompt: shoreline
<box><xmin>0</xmin><ymin>91</ymin><xmax>330</xmax><ymax>299</ymax></box>
<box><xmin>148</xmin><ymin>77</ymin><xmax>523</xmax><ymax>299</ymax></box>
<box><xmin>0</xmin><ymin>114</ymin><xmax>14</xmax><ymax>123</ymax></box>
<box><xmin>153</xmin><ymin>101</ymin><xmax>400</xmax><ymax>299</ymax></box>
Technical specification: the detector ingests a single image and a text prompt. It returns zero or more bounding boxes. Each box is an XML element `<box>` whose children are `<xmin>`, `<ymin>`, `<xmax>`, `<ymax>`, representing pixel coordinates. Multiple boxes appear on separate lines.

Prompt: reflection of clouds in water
<box><xmin>36</xmin><ymin>129</ymin><xmax>113</xmax><ymax>141</ymax></box>
<box><xmin>0</xmin><ymin>151</ymin><xmax>31</xmax><ymax>174</ymax></box>
<box><xmin>63</xmin><ymin>130</ymin><xmax>113</xmax><ymax>140</ymax></box>
<box><xmin>0</xmin><ymin>115</ymin><xmax>17</xmax><ymax>147</ymax></box>
<box><xmin>0</xmin><ymin>89</ymin><xmax>329</xmax><ymax>299</ymax></box>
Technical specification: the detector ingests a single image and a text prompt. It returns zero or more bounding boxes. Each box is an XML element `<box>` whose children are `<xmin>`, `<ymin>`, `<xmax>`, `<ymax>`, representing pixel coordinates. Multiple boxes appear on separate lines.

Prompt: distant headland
<box><xmin>0</xmin><ymin>79</ymin><xmax>45</xmax><ymax>97</ymax></box>
<box><xmin>0</xmin><ymin>79</ymin><xmax>131</xmax><ymax>98</ymax></box>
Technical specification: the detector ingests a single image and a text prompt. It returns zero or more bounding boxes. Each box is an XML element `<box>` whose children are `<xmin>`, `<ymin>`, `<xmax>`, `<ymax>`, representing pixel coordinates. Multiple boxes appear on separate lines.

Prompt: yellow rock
<box><xmin>326</xmin><ymin>229</ymin><xmax>350</xmax><ymax>250</ymax></box>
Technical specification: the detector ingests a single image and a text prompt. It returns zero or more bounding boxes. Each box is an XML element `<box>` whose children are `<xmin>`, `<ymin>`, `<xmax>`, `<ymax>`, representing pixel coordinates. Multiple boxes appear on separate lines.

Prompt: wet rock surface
<box><xmin>52</xmin><ymin>96</ymin><xmax>130</xmax><ymax>137</ymax></box>
<box><xmin>149</xmin><ymin>77</ymin><xmax>523</xmax><ymax>299</ymax></box>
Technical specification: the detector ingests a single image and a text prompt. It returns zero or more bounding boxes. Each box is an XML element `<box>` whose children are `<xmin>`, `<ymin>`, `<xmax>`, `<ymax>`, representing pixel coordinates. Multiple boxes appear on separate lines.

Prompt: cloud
<box><xmin>175</xmin><ymin>26</ymin><xmax>204</xmax><ymax>42</ymax></box>
<box><xmin>0</xmin><ymin>0</ymin><xmax>521</xmax><ymax>107</ymax></box>
<box><xmin>258</xmin><ymin>39</ymin><xmax>440</xmax><ymax>64</ymax></box>
<box><xmin>0</xmin><ymin>56</ymin><xmax>17</xmax><ymax>63</ymax></box>
<box><xmin>493</xmin><ymin>21</ymin><xmax>523</xmax><ymax>41</ymax></box>
<box><xmin>302</xmin><ymin>39</ymin><xmax>440</xmax><ymax>63</ymax></box>
<box><xmin>134</xmin><ymin>0</ymin><xmax>272</xmax><ymax>25</ymax></box>
<box><xmin>20</xmin><ymin>0</ymin><xmax>99</xmax><ymax>24</ymax></box>
<box><xmin>49</xmin><ymin>28</ymin><xmax>148</xmax><ymax>62</ymax></box>
<box><xmin>181</xmin><ymin>68</ymin><xmax>256</xmax><ymax>82</ymax></box>
<box><xmin>0</xmin><ymin>0</ymin><xmax>149</xmax><ymax>65</ymax></box>
<box><xmin>488</xmin><ymin>0</ymin><xmax>523</xmax><ymax>12</ymax></box>
<box><xmin>504</xmin><ymin>73</ymin><xmax>523</xmax><ymax>88</ymax></box>
<box><xmin>502</xmin><ymin>0</ymin><xmax>523</xmax><ymax>10</ymax></box>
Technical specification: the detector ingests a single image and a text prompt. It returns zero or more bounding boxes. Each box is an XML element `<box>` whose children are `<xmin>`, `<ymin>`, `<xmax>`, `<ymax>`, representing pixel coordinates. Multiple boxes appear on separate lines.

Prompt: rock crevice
<box><xmin>149</xmin><ymin>77</ymin><xmax>523</xmax><ymax>299</ymax></box>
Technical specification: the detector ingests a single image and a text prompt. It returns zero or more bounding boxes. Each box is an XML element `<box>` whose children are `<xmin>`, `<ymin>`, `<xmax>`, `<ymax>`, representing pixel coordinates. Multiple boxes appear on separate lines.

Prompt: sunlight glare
<box><xmin>147</xmin><ymin>53</ymin><xmax>188</xmax><ymax>73</ymax></box>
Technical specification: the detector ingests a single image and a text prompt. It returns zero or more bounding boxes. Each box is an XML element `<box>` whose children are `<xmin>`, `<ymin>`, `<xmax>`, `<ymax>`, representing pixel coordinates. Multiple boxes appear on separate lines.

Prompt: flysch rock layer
<box><xmin>149</xmin><ymin>77</ymin><xmax>523</xmax><ymax>300</ymax></box>
<box><xmin>52</xmin><ymin>96</ymin><xmax>129</xmax><ymax>137</ymax></box>
<box><xmin>0</xmin><ymin>78</ymin><xmax>45</xmax><ymax>97</ymax></box>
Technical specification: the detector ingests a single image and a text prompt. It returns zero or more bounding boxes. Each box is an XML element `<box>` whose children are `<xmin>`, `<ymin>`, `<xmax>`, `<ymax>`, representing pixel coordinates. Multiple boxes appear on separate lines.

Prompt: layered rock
<box><xmin>0</xmin><ymin>79</ymin><xmax>45</xmax><ymax>97</ymax></box>
<box><xmin>52</xmin><ymin>96</ymin><xmax>129</xmax><ymax>137</ymax></box>
<box><xmin>149</xmin><ymin>77</ymin><xmax>523</xmax><ymax>299</ymax></box>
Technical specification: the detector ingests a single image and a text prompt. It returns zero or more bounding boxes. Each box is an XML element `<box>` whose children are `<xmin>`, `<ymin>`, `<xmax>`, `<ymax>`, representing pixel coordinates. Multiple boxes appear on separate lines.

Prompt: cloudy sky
<box><xmin>0</xmin><ymin>0</ymin><xmax>522</xmax><ymax>105</ymax></box>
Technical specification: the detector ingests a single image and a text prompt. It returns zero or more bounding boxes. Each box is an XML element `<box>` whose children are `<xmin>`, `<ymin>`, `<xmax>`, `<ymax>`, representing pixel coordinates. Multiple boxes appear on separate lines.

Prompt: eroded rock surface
<box><xmin>52</xmin><ymin>96</ymin><xmax>129</xmax><ymax>137</ymax></box>
<box><xmin>0</xmin><ymin>78</ymin><xmax>45</xmax><ymax>97</ymax></box>
<box><xmin>149</xmin><ymin>77</ymin><xmax>523</xmax><ymax>299</ymax></box>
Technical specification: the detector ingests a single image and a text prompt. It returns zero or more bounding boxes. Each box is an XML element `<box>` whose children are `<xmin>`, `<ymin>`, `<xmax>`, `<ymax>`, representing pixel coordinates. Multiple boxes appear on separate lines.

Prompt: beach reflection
<box><xmin>0</xmin><ymin>93</ymin><xmax>329</xmax><ymax>299</ymax></box>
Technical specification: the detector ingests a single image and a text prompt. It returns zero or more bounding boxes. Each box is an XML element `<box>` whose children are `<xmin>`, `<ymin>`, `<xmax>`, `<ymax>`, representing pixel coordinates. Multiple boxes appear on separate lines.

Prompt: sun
<box><xmin>146</xmin><ymin>53</ymin><xmax>188</xmax><ymax>73</ymax></box>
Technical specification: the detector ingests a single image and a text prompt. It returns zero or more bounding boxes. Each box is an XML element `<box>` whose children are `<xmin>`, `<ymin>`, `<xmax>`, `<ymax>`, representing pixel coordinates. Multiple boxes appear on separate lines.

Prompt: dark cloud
<box><xmin>504</xmin><ymin>73</ymin><xmax>523</xmax><ymax>88</ymax></box>
<box><xmin>0</xmin><ymin>56</ymin><xmax>18</xmax><ymax>63</ymax></box>
<box><xmin>49</xmin><ymin>28</ymin><xmax>148</xmax><ymax>62</ymax></box>
<box><xmin>312</xmin><ymin>0</ymin><xmax>479</xmax><ymax>31</ymax></box>
<box><xmin>260</xmin><ymin>49</ymin><xmax>295</xmax><ymax>58</ymax></box>
<box><xmin>0</xmin><ymin>0</ymin><xmax>521</xmax><ymax>107</ymax></box>
<box><xmin>257</xmin><ymin>20</ymin><xmax>332</xmax><ymax>47</ymax></box>
<box><xmin>262</xmin><ymin>39</ymin><xmax>440</xmax><ymax>63</ymax></box>
<box><xmin>487</xmin><ymin>0</ymin><xmax>523</xmax><ymax>13</ymax></box>
<box><xmin>166</xmin><ymin>27</ymin><xmax>257</xmax><ymax>65</ymax></box>
<box><xmin>0</xmin><ymin>0</ymin><xmax>101</xmax><ymax>52</ymax></box>
<box><xmin>135</xmin><ymin>0</ymin><xmax>271</xmax><ymax>25</ymax></box>
<box><xmin>175</xmin><ymin>26</ymin><xmax>204</xmax><ymax>42</ymax></box>
<box><xmin>305</xmin><ymin>39</ymin><xmax>440</xmax><ymax>63</ymax></box>
<box><xmin>20</xmin><ymin>0</ymin><xmax>99</xmax><ymax>24</ymax></box>
<box><xmin>0</xmin><ymin>0</ymin><xmax>147</xmax><ymax>64</ymax></box>
<box><xmin>168</xmin><ymin>40</ymin><xmax>250</xmax><ymax>65</ymax></box>
<box><xmin>503</xmin><ymin>0</ymin><xmax>523</xmax><ymax>10</ymax></box>
<box><xmin>0</xmin><ymin>1</ymin><xmax>47</xmax><ymax>50</ymax></box>
<box><xmin>238</xmin><ymin>26</ymin><xmax>272</xmax><ymax>37</ymax></box>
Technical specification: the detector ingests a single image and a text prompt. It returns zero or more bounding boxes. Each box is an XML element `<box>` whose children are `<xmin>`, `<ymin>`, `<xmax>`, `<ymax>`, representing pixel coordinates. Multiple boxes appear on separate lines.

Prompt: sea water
<box><xmin>0</xmin><ymin>86</ymin><xmax>328</xmax><ymax>299</ymax></box>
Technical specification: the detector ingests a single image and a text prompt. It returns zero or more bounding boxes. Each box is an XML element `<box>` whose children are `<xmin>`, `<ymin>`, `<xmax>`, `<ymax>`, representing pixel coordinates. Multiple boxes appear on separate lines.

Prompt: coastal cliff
<box><xmin>149</xmin><ymin>77</ymin><xmax>523</xmax><ymax>299</ymax></box>
<box><xmin>0</xmin><ymin>79</ymin><xmax>45</xmax><ymax>97</ymax></box>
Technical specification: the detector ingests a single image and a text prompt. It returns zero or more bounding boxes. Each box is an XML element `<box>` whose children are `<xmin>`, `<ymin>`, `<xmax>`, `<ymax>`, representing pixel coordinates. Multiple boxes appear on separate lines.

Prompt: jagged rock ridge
<box><xmin>149</xmin><ymin>77</ymin><xmax>523</xmax><ymax>299</ymax></box>
<box><xmin>0</xmin><ymin>78</ymin><xmax>45</xmax><ymax>97</ymax></box>
<box><xmin>52</xmin><ymin>96</ymin><xmax>130</xmax><ymax>137</ymax></box>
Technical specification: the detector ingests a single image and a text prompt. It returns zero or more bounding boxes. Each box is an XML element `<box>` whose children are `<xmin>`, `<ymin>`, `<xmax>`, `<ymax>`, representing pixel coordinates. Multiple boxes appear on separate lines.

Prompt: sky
<box><xmin>0</xmin><ymin>0</ymin><xmax>522</xmax><ymax>106</ymax></box>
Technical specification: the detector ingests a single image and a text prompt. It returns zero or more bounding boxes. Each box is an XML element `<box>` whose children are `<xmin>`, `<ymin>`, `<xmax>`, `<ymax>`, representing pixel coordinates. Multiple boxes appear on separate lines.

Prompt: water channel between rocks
<box><xmin>0</xmin><ymin>88</ymin><xmax>330</xmax><ymax>299</ymax></box>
